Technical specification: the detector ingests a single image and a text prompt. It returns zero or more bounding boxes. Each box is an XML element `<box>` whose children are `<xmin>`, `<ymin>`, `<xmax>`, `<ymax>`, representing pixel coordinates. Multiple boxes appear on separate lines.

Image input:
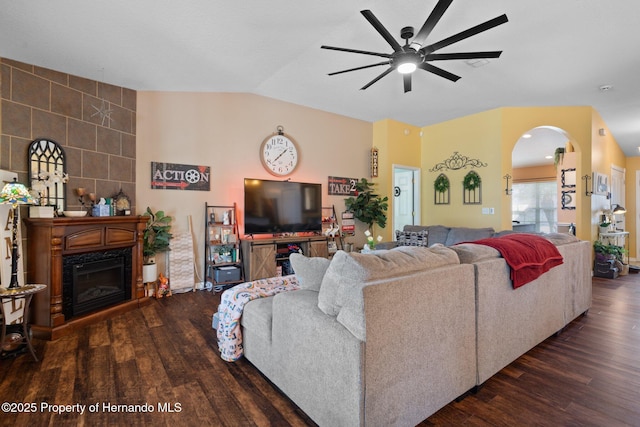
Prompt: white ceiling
<box><xmin>2</xmin><ymin>0</ymin><xmax>640</xmax><ymax>165</ymax></box>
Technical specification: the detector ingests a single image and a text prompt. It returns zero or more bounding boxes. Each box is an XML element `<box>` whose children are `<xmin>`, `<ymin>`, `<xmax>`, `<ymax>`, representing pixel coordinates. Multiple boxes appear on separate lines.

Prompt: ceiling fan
<box><xmin>321</xmin><ymin>0</ymin><xmax>508</xmax><ymax>93</ymax></box>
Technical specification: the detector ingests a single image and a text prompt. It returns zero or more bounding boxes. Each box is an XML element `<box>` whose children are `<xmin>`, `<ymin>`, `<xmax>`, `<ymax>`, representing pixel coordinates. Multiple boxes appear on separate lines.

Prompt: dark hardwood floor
<box><xmin>1</xmin><ymin>273</ymin><xmax>639</xmax><ymax>426</ymax></box>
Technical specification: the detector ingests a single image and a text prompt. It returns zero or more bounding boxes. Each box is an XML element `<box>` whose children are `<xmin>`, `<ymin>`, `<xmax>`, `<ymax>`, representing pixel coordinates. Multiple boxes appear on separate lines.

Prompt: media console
<box><xmin>241</xmin><ymin>235</ymin><xmax>329</xmax><ymax>281</ymax></box>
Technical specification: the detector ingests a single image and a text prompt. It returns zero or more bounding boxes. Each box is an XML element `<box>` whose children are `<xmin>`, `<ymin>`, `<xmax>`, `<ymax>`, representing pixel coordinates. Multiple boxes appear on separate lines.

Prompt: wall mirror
<box><xmin>28</xmin><ymin>138</ymin><xmax>67</xmax><ymax>213</ymax></box>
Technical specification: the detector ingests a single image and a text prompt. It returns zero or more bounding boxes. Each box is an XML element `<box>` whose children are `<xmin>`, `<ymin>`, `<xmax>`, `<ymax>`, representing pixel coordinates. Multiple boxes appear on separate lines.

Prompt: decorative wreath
<box><xmin>463</xmin><ymin>171</ymin><xmax>481</xmax><ymax>191</ymax></box>
<box><xmin>434</xmin><ymin>174</ymin><xmax>450</xmax><ymax>193</ymax></box>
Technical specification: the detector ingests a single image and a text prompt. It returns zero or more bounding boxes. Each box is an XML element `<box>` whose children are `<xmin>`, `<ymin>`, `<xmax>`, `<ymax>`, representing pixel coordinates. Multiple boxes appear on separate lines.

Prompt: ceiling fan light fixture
<box><xmin>397</xmin><ymin>62</ymin><xmax>417</xmax><ymax>74</ymax></box>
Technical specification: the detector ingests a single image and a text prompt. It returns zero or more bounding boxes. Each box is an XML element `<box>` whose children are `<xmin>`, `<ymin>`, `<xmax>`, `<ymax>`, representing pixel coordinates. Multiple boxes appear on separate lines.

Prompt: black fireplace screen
<box><xmin>62</xmin><ymin>249</ymin><xmax>132</xmax><ymax>318</ymax></box>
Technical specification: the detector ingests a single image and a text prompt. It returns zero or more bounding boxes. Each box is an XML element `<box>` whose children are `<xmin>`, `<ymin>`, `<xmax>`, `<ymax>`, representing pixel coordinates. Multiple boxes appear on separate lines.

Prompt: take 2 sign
<box><xmin>151</xmin><ymin>162</ymin><xmax>210</xmax><ymax>191</ymax></box>
<box><xmin>328</xmin><ymin>176</ymin><xmax>358</xmax><ymax>196</ymax></box>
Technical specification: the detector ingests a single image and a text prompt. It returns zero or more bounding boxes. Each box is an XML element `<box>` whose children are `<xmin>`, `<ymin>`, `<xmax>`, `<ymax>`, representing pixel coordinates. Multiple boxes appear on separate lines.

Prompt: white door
<box><xmin>610</xmin><ymin>165</ymin><xmax>625</xmax><ymax>230</ymax></box>
<box><xmin>392</xmin><ymin>166</ymin><xmax>420</xmax><ymax>238</ymax></box>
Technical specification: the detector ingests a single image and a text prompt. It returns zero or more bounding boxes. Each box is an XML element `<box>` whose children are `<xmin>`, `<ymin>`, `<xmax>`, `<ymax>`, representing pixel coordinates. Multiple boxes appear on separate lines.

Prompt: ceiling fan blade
<box><xmin>419</xmin><ymin>62</ymin><xmax>461</xmax><ymax>82</ymax></box>
<box><xmin>328</xmin><ymin>61</ymin><xmax>391</xmax><ymax>76</ymax></box>
<box><xmin>321</xmin><ymin>45</ymin><xmax>392</xmax><ymax>59</ymax></box>
<box><xmin>361</xmin><ymin>10</ymin><xmax>403</xmax><ymax>51</ymax></box>
<box><xmin>409</xmin><ymin>0</ymin><xmax>454</xmax><ymax>50</ymax></box>
<box><xmin>403</xmin><ymin>73</ymin><xmax>412</xmax><ymax>93</ymax></box>
<box><xmin>421</xmin><ymin>14</ymin><xmax>509</xmax><ymax>54</ymax></box>
<box><xmin>425</xmin><ymin>51</ymin><xmax>503</xmax><ymax>61</ymax></box>
<box><xmin>361</xmin><ymin>67</ymin><xmax>394</xmax><ymax>90</ymax></box>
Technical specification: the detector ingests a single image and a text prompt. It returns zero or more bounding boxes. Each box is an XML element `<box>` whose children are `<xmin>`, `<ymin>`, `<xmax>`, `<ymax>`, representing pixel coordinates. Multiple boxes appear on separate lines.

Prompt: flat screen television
<box><xmin>244</xmin><ymin>178</ymin><xmax>322</xmax><ymax>235</ymax></box>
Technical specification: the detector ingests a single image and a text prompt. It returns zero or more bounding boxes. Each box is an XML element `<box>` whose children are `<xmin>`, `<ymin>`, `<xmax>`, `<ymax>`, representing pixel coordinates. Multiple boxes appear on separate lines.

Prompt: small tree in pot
<box><xmin>143</xmin><ymin>207</ymin><xmax>173</xmax><ymax>265</ymax></box>
<box><xmin>344</xmin><ymin>178</ymin><xmax>388</xmax><ymax>235</ymax></box>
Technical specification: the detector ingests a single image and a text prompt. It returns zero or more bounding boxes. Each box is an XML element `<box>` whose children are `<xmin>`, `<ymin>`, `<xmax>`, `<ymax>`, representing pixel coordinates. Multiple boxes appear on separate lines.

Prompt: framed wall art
<box><xmin>561</xmin><ymin>168</ymin><xmax>576</xmax><ymax>188</ymax></box>
<box><xmin>593</xmin><ymin>172</ymin><xmax>609</xmax><ymax>196</ymax></box>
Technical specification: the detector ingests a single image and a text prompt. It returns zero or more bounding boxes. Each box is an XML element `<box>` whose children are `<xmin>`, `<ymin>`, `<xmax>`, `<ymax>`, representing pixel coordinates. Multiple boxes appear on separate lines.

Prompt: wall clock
<box><xmin>260</xmin><ymin>126</ymin><xmax>300</xmax><ymax>177</ymax></box>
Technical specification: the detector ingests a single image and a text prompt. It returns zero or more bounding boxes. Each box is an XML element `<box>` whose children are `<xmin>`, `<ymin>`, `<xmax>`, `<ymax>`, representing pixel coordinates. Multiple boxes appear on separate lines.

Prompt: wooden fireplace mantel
<box><xmin>25</xmin><ymin>216</ymin><xmax>149</xmax><ymax>340</ymax></box>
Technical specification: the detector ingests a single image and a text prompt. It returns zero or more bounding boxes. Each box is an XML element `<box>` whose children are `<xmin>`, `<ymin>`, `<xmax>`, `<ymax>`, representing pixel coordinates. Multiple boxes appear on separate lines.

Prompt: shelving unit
<box><xmin>205</xmin><ymin>203</ymin><xmax>244</xmax><ymax>289</ymax></box>
<box><xmin>322</xmin><ymin>205</ymin><xmax>342</xmax><ymax>255</ymax></box>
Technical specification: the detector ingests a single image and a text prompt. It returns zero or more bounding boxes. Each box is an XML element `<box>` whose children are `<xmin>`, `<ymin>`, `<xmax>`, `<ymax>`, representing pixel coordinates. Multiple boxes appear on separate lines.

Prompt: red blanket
<box><xmin>468</xmin><ymin>234</ymin><xmax>563</xmax><ymax>288</ymax></box>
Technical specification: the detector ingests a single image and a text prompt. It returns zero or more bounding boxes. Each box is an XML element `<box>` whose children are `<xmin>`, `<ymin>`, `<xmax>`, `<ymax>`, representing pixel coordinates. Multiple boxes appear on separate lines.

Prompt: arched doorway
<box><xmin>511</xmin><ymin>126</ymin><xmax>576</xmax><ymax>233</ymax></box>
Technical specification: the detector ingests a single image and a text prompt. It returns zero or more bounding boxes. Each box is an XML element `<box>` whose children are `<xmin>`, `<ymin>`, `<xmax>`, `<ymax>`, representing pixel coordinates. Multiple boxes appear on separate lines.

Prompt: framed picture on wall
<box><xmin>561</xmin><ymin>168</ymin><xmax>576</xmax><ymax>188</ymax></box>
<box><xmin>561</xmin><ymin>190</ymin><xmax>576</xmax><ymax>210</ymax></box>
<box><xmin>593</xmin><ymin>172</ymin><xmax>609</xmax><ymax>196</ymax></box>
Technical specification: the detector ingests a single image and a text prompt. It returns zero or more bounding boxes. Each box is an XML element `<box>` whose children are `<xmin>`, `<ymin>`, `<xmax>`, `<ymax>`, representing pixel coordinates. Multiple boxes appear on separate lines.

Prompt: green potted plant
<box><xmin>554</xmin><ymin>147</ymin><xmax>565</xmax><ymax>169</ymax></box>
<box><xmin>599</xmin><ymin>221</ymin><xmax>611</xmax><ymax>234</ymax></box>
<box><xmin>594</xmin><ymin>240</ymin><xmax>627</xmax><ymax>277</ymax></box>
<box><xmin>142</xmin><ymin>207</ymin><xmax>173</xmax><ymax>283</ymax></box>
<box><xmin>344</xmin><ymin>178</ymin><xmax>388</xmax><ymax>233</ymax></box>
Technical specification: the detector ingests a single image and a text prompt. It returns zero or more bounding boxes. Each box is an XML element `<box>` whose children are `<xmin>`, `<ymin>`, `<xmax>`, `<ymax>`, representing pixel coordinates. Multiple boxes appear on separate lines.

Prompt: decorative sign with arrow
<box><xmin>151</xmin><ymin>162</ymin><xmax>210</xmax><ymax>191</ymax></box>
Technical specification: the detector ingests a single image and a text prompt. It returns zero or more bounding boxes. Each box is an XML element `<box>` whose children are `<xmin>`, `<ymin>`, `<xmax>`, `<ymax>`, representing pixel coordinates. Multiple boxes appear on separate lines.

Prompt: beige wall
<box><xmin>136</xmin><ymin>92</ymin><xmax>373</xmax><ymax>278</ymax></box>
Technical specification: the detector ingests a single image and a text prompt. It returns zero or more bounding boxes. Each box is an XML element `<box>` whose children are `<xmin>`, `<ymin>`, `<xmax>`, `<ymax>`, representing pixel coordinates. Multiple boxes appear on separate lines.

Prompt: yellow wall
<box><xmin>626</xmin><ymin>157</ymin><xmax>640</xmax><ymax>259</ymax></box>
<box><xmin>372</xmin><ymin>119</ymin><xmax>421</xmax><ymax>241</ymax></box>
<box><xmin>421</xmin><ymin>109</ymin><xmax>504</xmax><ymax>229</ymax></box>
<box><xmin>417</xmin><ymin>106</ymin><xmax>608</xmax><ymax>242</ymax></box>
<box><xmin>136</xmin><ymin>92</ymin><xmax>373</xmax><ymax>275</ymax></box>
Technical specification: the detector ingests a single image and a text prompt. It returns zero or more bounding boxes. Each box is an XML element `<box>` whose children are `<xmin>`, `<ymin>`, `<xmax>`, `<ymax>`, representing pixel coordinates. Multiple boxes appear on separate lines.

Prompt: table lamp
<box><xmin>0</xmin><ymin>178</ymin><xmax>35</xmax><ymax>289</ymax></box>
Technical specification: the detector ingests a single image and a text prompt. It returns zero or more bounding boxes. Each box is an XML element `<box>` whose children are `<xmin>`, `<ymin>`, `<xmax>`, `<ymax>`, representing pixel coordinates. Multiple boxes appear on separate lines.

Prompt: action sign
<box><xmin>151</xmin><ymin>162</ymin><xmax>210</xmax><ymax>191</ymax></box>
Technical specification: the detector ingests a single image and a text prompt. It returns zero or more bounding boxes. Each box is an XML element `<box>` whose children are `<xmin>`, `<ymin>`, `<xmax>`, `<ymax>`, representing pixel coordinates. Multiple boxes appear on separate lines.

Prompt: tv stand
<box><xmin>241</xmin><ymin>235</ymin><xmax>329</xmax><ymax>281</ymax></box>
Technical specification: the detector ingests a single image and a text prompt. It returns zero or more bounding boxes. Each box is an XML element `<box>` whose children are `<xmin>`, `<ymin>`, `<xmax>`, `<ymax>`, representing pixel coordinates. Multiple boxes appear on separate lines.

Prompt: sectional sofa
<box><xmin>231</xmin><ymin>230</ymin><xmax>591</xmax><ymax>426</ymax></box>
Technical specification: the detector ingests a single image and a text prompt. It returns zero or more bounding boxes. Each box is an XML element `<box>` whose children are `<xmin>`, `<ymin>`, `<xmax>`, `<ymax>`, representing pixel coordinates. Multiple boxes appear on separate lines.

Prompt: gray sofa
<box><xmin>236</xmin><ymin>231</ymin><xmax>591</xmax><ymax>426</ymax></box>
<box><xmin>376</xmin><ymin>224</ymin><xmax>498</xmax><ymax>250</ymax></box>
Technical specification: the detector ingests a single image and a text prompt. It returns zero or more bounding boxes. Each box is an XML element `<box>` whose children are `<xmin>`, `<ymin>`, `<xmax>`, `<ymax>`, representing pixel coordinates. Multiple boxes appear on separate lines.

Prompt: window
<box><xmin>512</xmin><ymin>181</ymin><xmax>557</xmax><ymax>233</ymax></box>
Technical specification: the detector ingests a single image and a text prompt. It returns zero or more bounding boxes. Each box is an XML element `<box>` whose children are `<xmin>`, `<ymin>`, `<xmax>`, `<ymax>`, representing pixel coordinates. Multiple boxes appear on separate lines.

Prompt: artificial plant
<box><xmin>554</xmin><ymin>147</ymin><xmax>565</xmax><ymax>169</ymax></box>
<box><xmin>344</xmin><ymin>178</ymin><xmax>388</xmax><ymax>231</ymax></box>
<box><xmin>593</xmin><ymin>240</ymin><xmax>625</xmax><ymax>263</ymax></box>
<box><xmin>143</xmin><ymin>207</ymin><xmax>173</xmax><ymax>263</ymax></box>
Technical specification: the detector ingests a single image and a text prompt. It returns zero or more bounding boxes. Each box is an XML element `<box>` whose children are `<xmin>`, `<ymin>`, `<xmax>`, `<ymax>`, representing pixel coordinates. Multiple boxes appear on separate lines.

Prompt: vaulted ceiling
<box><xmin>2</xmin><ymin>1</ymin><xmax>639</xmax><ymax>163</ymax></box>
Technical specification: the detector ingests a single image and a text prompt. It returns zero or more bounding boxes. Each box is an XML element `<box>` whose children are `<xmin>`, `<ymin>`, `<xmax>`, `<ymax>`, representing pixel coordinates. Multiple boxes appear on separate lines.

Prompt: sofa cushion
<box><xmin>241</xmin><ymin>297</ymin><xmax>274</xmax><ymax>340</ymax></box>
<box><xmin>542</xmin><ymin>232</ymin><xmax>579</xmax><ymax>246</ymax></box>
<box><xmin>445</xmin><ymin>227</ymin><xmax>495</xmax><ymax>246</ymax></box>
<box><xmin>424</xmin><ymin>225</ymin><xmax>450</xmax><ymax>245</ymax></box>
<box><xmin>317</xmin><ymin>245</ymin><xmax>459</xmax><ymax>317</ymax></box>
<box><xmin>449</xmin><ymin>243</ymin><xmax>501</xmax><ymax>264</ymax></box>
<box><xmin>395</xmin><ymin>229</ymin><xmax>429</xmax><ymax>247</ymax></box>
<box><xmin>289</xmin><ymin>253</ymin><xmax>331</xmax><ymax>291</ymax></box>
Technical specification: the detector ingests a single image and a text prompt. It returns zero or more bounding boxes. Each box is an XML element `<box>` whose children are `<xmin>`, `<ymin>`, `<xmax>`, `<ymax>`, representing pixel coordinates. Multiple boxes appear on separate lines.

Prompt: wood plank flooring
<box><xmin>0</xmin><ymin>273</ymin><xmax>639</xmax><ymax>426</ymax></box>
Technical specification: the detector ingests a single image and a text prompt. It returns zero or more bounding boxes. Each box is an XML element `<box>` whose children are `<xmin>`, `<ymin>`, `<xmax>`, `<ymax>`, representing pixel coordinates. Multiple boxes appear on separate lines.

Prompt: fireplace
<box><xmin>62</xmin><ymin>249</ymin><xmax>132</xmax><ymax>318</ymax></box>
<box><xmin>26</xmin><ymin>216</ymin><xmax>148</xmax><ymax>340</ymax></box>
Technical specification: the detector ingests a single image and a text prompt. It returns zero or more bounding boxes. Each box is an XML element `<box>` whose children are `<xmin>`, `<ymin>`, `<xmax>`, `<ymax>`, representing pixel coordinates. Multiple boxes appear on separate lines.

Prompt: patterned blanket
<box><xmin>216</xmin><ymin>275</ymin><xmax>300</xmax><ymax>362</ymax></box>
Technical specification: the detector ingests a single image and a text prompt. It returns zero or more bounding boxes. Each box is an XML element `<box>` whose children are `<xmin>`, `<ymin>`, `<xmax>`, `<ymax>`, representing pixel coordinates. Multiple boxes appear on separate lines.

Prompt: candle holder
<box><xmin>76</xmin><ymin>188</ymin><xmax>96</xmax><ymax>211</ymax></box>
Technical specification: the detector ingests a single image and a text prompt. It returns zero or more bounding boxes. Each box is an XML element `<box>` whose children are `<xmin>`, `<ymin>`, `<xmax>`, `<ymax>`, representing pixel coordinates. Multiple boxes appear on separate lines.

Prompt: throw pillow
<box><xmin>395</xmin><ymin>229</ymin><xmax>428</xmax><ymax>247</ymax></box>
<box><xmin>289</xmin><ymin>253</ymin><xmax>331</xmax><ymax>291</ymax></box>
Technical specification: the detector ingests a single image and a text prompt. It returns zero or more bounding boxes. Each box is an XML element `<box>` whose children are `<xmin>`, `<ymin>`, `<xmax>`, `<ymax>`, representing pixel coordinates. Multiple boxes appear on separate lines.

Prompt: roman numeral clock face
<box><xmin>260</xmin><ymin>133</ymin><xmax>300</xmax><ymax>176</ymax></box>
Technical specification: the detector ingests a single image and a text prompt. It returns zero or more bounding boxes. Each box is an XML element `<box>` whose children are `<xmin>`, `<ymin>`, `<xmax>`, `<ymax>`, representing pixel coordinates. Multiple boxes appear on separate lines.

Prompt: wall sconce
<box><xmin>582</xmin><ymin>174</ymin><xmax>593</xmax><ymax>196</ymax></box>
<box><xmin>503</xmin><ymin>174</ymin><xmax>512</xmax><ymax>195</ymax></box>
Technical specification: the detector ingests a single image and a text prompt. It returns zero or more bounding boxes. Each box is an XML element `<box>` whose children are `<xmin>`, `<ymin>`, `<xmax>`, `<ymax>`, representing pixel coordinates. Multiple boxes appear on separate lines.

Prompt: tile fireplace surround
<box><xmin>25</xmin><ymin>216</ymin><xmax>149</xmax><ymax>340</ymax></box>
